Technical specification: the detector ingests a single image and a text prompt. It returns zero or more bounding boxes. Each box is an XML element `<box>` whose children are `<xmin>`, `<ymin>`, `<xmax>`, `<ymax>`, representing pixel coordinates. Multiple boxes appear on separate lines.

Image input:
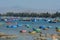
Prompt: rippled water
<box><xmin>0</xmin><ymin>19</ymin><xmax>60</xmax><ymax>40</ymax></box>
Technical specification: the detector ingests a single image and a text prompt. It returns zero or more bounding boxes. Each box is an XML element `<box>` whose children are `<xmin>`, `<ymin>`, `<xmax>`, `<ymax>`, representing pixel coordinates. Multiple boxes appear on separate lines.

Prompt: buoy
<box><xmin>4</xmin><ymin>19</ymin><xmax>8</xmax><ymax>22</ymax></box>
<box><xmin>39</xmin><ymin>25</ymin><xmax>46</xmax><ymax>30</ymax></box>
<box><xmin>25</xmin><ymin>24</ymin><xmax>32</xmax><ymax>28</ymax></box>
<box><xmin>31</xmin><ymin>19</ymin><xmax>37</xmax><ymax>22</ymax></box>
<box><xmin>47</xmin><ymin>19</ymin><xmax>51</xmax><ymax>22</ymax></box>
<box><xmin>7</xmin><ymin>25</ymin><xmax>17</xmax><ymax>28</ymax></box>
<box><xmin>33</xmin><ymin>28</ymin><xmax>41</xmax><ymax>33</ymax></box>
<box><xmin>44</xmin><ymin>28</ymin><xmax>49</xmax><ymax>30</ymax></box>
<box><xmin>12</xmin><ymin>25</ymin><xmax>17</xmax><ymax>28</ymax></box>
<box><xmin>17</xmin><ymin>24</ymin><xmax>22</xmax><ymax>27</ymax></box>
<box><xmin>47</xmin><ymin>26</ymin><xmax>52</xmax><ymax>29</ymax></box>
<box><xmin>7</xmin><ymin>25</ymin><xmax>11</xmax><ymax>28</ymax></box>
<box><xmin>30</xmin><ymin>31</ymin><xmax>36</xmax><ymax>35</ymax></box>
<box><xmin>56</xmin><ymin>30</ymin><xmax>60</xmax><ymax>32</ymax></box>
<box><xmin>1</xmin><ymin>19</ymin><xmax>4</xmax><ymax>21</ymax></box>
<box><xmin>33</xmin><ymin>28</ymin><xmax>36</xmax><ymax>31</ymax></box>
<box><xmin>20</xmin><ymin>30</ymin><xmax>27</xmax><ymax>33</ymax></box>
<box><xmin>29</xmin><ymin>31</ymin><xmax>32</xmax><ymax>33</ymax></box>
<box><xmin>36</xmin><ymin>29</ymin><xmax>41</xmax><ymax>33</ymax></box>
<box><xmin>56</xmin><ymin>27</ymin><xmax>60</xmax><ymax>32</ymax></box>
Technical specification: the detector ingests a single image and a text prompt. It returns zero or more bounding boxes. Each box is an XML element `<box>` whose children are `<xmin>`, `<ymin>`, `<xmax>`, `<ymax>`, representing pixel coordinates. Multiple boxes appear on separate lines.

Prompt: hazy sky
<box><xmin>0</xmin><ymin>0</ymin><xmax>60</xmax><ymax>13</ymax></box>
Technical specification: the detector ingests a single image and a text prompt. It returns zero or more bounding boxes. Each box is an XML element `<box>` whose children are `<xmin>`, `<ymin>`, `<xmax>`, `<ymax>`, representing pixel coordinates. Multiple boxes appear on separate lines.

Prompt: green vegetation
<box><xmin>0</xmin><ymin>12</ymin><xmax>60</xmax><ymax>18</ymax></box>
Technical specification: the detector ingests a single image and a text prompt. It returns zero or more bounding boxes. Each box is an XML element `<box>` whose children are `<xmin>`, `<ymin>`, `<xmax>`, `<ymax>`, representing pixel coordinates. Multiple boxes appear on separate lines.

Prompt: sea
<box><xmin>0</xmin><ymin>18</ymin><xmax>60</xmax><ymax>40</ymax></box>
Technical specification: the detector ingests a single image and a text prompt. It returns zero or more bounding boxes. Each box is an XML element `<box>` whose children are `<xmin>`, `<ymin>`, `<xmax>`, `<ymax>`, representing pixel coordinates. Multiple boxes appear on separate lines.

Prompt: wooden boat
<box><xmin>0</xmin><ymin>32</ymin><xmax>17</xmax><ymax>39</ymax></box>
<box><xmin>56</xmin><ymin>27</ymin><xmax>60</xmax><ymax>32</ymax></box>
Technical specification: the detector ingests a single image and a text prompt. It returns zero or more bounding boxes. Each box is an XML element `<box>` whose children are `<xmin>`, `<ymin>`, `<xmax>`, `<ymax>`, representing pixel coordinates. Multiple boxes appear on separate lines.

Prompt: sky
<box><xmin>0</xmin><ymin>0</ymin><xmax>60</xmax><ymax>13</ymax></box>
